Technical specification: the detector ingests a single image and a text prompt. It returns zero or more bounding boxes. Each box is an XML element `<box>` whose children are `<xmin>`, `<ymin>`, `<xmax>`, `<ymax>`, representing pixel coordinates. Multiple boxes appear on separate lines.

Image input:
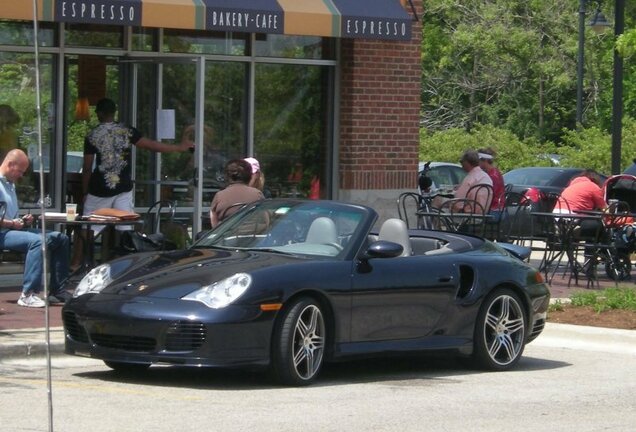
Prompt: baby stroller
<box><xmin>600</xmin><ymin>174</ymin><xmax>636</xmax><ymax>280</ymax></box>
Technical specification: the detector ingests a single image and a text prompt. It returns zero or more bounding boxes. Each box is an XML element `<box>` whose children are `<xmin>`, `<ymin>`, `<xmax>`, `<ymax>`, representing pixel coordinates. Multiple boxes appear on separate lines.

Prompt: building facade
<box><xmin>0</xmin><ymin>1</ymin><xmax>421</xmax><ymax>235</ymax></box>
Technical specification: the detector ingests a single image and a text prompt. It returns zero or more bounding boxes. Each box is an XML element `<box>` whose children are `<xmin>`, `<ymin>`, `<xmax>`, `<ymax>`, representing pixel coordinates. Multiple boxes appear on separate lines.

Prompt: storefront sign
<box><xmin>343</xmin><ymin>18</ymin><xmax>408</xmax><ymax>40</ymax></box>
<box><xmin>206</xmin><ymin>9</ymin><xmax>283</xmax><ymax>34</ymax></box>
<box><xmin>55</xmin><ymin>0</ymin><xmax>141</xmax><ymax>26</ymax></box>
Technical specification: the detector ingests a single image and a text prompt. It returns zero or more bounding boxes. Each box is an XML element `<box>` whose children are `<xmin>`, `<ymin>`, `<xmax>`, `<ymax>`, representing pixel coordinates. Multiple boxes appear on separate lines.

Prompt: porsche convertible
<box><xmin>63</xmin><ymin>199</ymin><xmax>550</xmax><ymax>385</ymax></box>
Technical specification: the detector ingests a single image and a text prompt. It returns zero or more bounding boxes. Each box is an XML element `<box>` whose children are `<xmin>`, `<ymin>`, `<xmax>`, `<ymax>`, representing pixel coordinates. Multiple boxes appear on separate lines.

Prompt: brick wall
<box><xmin>339</xmin><ymin>1</ymin><xmax>422</xmax><ymax>194</ymax></box>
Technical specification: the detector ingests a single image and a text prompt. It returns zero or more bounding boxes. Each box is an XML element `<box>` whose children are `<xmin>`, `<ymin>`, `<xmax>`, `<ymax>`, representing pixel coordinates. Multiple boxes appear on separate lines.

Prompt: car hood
<box><xmin>95</xmin><ymin>247</ymin><xmax>311</xmax><ymax>299</ymax></box>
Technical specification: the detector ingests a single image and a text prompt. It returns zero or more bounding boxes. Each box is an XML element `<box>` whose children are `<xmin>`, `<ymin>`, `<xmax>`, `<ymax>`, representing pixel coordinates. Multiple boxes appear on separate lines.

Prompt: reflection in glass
<box><xmin>132</xmin><ymin>27</ymin><xmax>157</xmax><ymax>51</ymax></box>
<box><xmin>254</xmin><ymin>34</ymin><xmax>334</xmax><ymax>59</ymax></box>
<box><xmin>201</xmin><ymin>61</ymin><xmax>248</xmax><ymax>206</ymax></box>
<box><xmin>254</xmin><ymin>64</ymin><xmax>330</xmax><ymax>199</ymax></box>
<box><xmin>163</xmin><ymin>29</ymin><xmax>247</xmax><ymax>55</ymax></box>
<box><xmin>65</xmin><ymin>23</ymin><xmax>123</xmax><ymax>48</ymax></box>
<box><xmin>0</xmin><ymin>52</ymin><xmax>55</xmax><ymax>207</ymax></box>
<box><xmin>0</xmin><ymin>20</ymin><xmax>55</xmax><ymax>46</ymax></box>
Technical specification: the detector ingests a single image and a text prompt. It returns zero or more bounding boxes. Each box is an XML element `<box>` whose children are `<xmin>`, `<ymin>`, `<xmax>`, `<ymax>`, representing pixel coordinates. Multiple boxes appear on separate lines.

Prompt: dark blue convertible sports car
<box><xmin>63</xmin><ymin>199</ymin><xmax>550</xmax><ymax>385</ymax></box>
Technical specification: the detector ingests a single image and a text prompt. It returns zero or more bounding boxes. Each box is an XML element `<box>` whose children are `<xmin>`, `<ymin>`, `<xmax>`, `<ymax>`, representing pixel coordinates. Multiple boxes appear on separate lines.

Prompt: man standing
<box><xmin>81</xmin><ymin>98</ymin><xmax>194</xmax><ymax>222</ymax></box>
<box><xmin>0</xmin><ymin>149</ymin><xmax>70</xmax><ymax>307</ymax></box>
<box><xmin>71</xmin><ymin>98</ymin><xmax>193</xmax><ymax>265</ymax></box>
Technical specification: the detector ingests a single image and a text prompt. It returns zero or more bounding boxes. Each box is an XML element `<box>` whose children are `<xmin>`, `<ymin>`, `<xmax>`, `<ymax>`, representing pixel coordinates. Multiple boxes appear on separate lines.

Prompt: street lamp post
<box><xmin>611</xmin><ymin>0</ymin><xmax>625</xmax><ymax>174</ymax></box>
<box><xmin>576</xmin><ymin>0</ymin><xmax>586</xmax><ymax>126</ymax></box>
<box><xmin>576</xmin><ymin>0</ymin><xmax>610</xmax><ymax>126</ymax></box>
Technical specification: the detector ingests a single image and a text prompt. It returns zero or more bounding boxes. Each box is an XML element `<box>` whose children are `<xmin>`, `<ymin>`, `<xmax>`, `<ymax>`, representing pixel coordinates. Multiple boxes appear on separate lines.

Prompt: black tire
<box><xmin>103</xmin><ymin>361</ymin><xmax>151</xmax><ymax>374</ymax></box>
<box><xmin>472</xmin><ymin>289</ymin><xmax>527</xmax><ymax>371</ymax></box>
<box><xmin>271</xmin><ymin>297</ymin><xmax>326</xmax><ymax>386</ymax></box>
<box><xmin>605</xmin><ymin>254</ymin><xmax>631</xmax><ymax>281</ymax></box>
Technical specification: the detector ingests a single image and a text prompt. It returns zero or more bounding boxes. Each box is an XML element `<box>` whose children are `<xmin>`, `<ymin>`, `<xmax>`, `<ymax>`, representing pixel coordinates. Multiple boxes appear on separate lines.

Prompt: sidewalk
<box><xmin>0</xmin><ymin>253</ymin><xmax>629</xmax><ymax>361</ymax></box>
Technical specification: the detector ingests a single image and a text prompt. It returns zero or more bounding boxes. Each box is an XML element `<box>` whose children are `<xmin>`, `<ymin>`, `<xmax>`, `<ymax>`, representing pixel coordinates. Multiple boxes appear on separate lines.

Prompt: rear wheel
<box><xmin>605</xmin><ymin>253</ymin><xmax>631</xmax><ymax>281</ymax></box>
<box><xmin>271</xmin><ymin>298</ymin><xmax>326</xmax><ymax>386</ymax></box>
<box><xmin>103</xmin><ymin>361</ymin><xmax>150</xmax><ymax>374</ymax></box>
<box><xmin>472</xmin><ymin>289</ymin><xmax>526</xmax><ymax>371</ymax></box>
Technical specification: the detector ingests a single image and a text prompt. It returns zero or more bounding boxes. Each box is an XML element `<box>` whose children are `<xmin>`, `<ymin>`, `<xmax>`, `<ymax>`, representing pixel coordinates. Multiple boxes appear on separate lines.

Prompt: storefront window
<box><xmin>65</xmin><ymin>24</ymin><xmax>123</xmax><ymax>48</ymax></box>
<box><xmin>201</xmin><ymin>61</ymin><xmax>248</xmax><ymax>206</ymax></box>
<box><xmin>254</xmin><ymin>34</ymin><xmax>335</xmax><ymax>60</ymax></box>
<box><xmin>0</xmin><ymin>51</ymin><xmax>55</xmax><ymax>208</ymax></box>
<box><xmin>0</xmin><ymin>20</ymin><xmax>55</xmax><ymax>46</ymax></box>
<box><xmin>254</xmin><ymin>63</ymin><xmax>330</xmax><ymax>199</ymax></box>
<box><xmin>132</xmin><ymin>27</ymin><xmax>158</xmax><ymax>52</ymax></box>
<box><xmin>163</xmin><ymin>30</ymin><xmax>248</xmax><ymax>55</ymax></box>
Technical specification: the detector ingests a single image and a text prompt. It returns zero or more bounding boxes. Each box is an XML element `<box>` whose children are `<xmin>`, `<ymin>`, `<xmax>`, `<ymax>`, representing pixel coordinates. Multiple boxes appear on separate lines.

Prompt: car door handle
<box><xmin>437</xmin><ymin>276</ymin><xmax>453</xmax><ymax>283</ymax></box>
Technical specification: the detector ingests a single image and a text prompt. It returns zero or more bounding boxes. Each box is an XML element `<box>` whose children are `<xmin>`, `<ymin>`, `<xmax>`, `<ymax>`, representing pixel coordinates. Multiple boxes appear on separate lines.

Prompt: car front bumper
<box><xmin>63</xmin><ymin>294</ymin><xmax>275</xmax><ymax>368</ymax></box>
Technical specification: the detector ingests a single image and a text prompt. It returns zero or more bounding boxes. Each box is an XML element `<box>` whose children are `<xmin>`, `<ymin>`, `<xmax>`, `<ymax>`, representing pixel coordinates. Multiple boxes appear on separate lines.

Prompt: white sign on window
<box><xmin>156</xmin><ymin>109</ymin><xmax>175</xmax><ymax>140</ymax></box>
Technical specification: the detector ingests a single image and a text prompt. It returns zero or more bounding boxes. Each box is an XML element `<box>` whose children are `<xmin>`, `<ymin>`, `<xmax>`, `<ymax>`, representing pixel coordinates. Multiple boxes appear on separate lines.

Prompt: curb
<box><xmin>536</xmin><ymin>322</ymin><xmax>636</xmax><ymax>355</ymax></box>
<box><xmin>0</xmin><ymin>327</ymin><xmax>65</xmax><ymax>360</ymax></box>
<box><xmin>1</xmin><ymin>323</ymin><xmax>635</xmax><ymax>361</ymax></box>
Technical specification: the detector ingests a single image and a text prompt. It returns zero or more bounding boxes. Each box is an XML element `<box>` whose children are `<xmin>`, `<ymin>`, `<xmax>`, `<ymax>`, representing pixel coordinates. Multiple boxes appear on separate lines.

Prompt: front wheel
<box><xmin>271</xmin><ymin>298</ymin><xmax>326</xmax><ymax>386</ymax></box>
<box><xmin>472</xmin><ymin>289</ymin><xmax>527</xmax><ymax>371</ymax></box>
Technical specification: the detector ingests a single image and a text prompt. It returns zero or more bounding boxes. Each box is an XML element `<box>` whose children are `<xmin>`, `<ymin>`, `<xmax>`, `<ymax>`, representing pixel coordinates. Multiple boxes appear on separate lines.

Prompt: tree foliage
<box><xmin>421</xmin><ymin>0</ymin><xmax>635</xmax><ymax>173</ymax></box>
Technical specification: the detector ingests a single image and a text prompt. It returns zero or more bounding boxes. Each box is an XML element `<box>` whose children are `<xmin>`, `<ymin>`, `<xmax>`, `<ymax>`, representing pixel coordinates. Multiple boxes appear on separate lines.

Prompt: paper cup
<box><xmin>66</xmin><ymin>203</ymin><xmax>77</xmax><ymax>221</ymax></box>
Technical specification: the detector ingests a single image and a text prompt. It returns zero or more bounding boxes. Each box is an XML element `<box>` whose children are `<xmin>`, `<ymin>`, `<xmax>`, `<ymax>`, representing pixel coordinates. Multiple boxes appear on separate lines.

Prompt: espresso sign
<box><xmin>342</xmin><ymin>18</ymin><xmax>409</xmax><ymax>40</ymax></box>
<box><xmin>55</xmin><ymin>0</ymin><xmax>141</xmax><ymax>26</ymax></box>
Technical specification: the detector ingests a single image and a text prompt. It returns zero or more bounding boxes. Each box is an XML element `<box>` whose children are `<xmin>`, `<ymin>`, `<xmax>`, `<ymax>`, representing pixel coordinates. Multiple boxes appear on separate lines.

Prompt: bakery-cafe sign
<box><xmin>56</xmin><ymin>0</ymin><xmax>141</xmax><ymax>26</ymax></box>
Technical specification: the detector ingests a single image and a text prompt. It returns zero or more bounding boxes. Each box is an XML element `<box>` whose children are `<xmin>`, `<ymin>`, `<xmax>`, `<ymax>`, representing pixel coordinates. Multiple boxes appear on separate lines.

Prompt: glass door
<box><xmin>128</xmin><ymin>57</ymin><xmax>205</xmax><ymax>239</ymax></box>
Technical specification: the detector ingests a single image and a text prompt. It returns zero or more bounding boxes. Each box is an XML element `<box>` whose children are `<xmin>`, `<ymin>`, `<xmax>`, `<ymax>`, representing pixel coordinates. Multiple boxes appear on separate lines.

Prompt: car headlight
<box><xmin>73</xmin><ymin>264</ymin><xmax>112</xmax><ymax>298</ymax></box>
<box><xmin>182</xmin><ymin>273</ymin><xmax>252</xmax><ymax>309</ymax></box>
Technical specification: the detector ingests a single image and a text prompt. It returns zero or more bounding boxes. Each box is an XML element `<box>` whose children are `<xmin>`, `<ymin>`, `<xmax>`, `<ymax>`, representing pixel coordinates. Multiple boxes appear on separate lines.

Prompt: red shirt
<box><xmin>553</xmin><ymin>176</ymin><xmax>605</xmax><ymax>212</ymax></box>
<box><xmin>486</xmin><ymin>167</ymin><xmax>505</xmax><ymax>210</ymax></box>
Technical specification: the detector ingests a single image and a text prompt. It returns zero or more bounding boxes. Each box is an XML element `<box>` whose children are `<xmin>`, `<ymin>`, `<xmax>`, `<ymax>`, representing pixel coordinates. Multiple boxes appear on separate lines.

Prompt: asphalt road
<box><xmin>1</xmin><ymin>329</ymin><xmax>635</xmax><ymax>432</ymax></box>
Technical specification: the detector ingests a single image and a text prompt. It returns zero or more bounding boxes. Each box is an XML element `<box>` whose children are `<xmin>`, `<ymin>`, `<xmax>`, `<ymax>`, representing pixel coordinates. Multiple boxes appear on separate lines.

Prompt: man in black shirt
<box><xmin>72</xmin><ymin>98</ymin><xmax>193</xmax><ymax>265</ymax></box>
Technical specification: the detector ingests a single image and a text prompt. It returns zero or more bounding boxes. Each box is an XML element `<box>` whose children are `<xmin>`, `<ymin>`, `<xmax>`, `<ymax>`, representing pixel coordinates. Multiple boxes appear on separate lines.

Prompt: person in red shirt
<box><xmin>553</xmin><ymin>170</ymin><xmax>607</xmax><ymax>259</ymax></box>
<box><xmin>553</xmin><ymin>170</ymin><xmax>606</xmax><ymax>213</ymax></box>
<box><xmin>478</xmin><ymin>147</ymin><xmax>505</xmax><ymax>219</ymax></box>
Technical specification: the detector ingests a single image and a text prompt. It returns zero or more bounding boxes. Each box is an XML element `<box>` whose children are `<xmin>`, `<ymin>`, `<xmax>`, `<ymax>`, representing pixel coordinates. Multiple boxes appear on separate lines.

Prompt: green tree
<box><xmin>421</xmin><ymin>0</ymin><xmax>635</xmax><ymax>144</ymax></box>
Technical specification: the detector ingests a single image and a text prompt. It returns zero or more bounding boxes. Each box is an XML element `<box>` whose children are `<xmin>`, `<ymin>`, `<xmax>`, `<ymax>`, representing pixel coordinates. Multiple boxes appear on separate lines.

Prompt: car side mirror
<box><xmin>362</xmin><ymin>240</ymin><xmax>404</xmax><ymax>259</ymax></box>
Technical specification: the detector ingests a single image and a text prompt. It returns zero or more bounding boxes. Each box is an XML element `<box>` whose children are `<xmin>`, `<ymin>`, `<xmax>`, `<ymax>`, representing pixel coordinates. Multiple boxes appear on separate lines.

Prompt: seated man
<box><xmin>453</xmin><ymin>149</ymin><xmax>493</xmax><ymax>212</ymax></box>
<box><xmin>0</xmin><ymin>149</ymin><xmax>70</xmax><ymax>307</ymax></box>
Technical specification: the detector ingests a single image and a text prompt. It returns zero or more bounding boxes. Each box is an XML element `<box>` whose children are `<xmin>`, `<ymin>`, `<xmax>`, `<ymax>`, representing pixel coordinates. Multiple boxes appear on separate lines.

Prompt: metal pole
<box><xmin>610</xmin><ymin>0</ymin><xmax>625</xmax><ymax>174</ymax></box>
<box><xmin>31</xmin><ymin>1</ymin><xmax>54</xmax><ymax>431</ymax></box>
<box><xmin>576</xmin><ymin>0</ymin><xmax>586</xmax><ymax>126</ymax></box>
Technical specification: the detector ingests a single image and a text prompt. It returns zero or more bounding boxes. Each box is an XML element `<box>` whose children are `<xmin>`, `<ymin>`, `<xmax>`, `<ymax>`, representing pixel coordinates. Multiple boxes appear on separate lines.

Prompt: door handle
<box><xmin>437</xmin><ymin>276</ymin><xmax>453</xmax><ymax>283</ymax></box>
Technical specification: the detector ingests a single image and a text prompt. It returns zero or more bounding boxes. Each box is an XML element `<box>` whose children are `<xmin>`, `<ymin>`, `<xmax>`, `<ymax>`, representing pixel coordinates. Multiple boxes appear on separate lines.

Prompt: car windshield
<box><xmin>195</xmin><ymin>200</ymin><xmax>371</xmax><ymax>258</ymax></box>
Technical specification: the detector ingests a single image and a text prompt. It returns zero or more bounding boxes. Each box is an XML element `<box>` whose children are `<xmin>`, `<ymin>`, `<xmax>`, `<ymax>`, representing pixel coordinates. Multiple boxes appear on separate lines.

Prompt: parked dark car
<box><xmin>623</xmin><ymin>159</ymin><xmax>636</xmax><ymax>176</ymax></box>
<box><xmin>503</xmin><ymin>167</ymin><xmax>603</xmax><ymax>196</ymax></box>
<box><xmin>63</xmin><ymin>199</ymin><xmax>550</xmax><ymax>386</ymax></box>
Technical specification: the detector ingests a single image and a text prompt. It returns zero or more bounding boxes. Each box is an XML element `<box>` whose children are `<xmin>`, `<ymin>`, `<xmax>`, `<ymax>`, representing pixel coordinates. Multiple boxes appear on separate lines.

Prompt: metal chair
<box><xmin>219</xmin><ymin>202</ymin><xmax>248</xmax><ymax>222</ymax></box>
<box><xmin>496</xmin><ymin>191</ymin><xmax>533</xmax><ymax>244</ymax></box>
<box><xmin>466</xmin><ymin>183</ymin><xmax>493</xmax><ymax>214</ymax></box>
<box><xmin>436</xmin><ymin>198</ymin><xmax>488</xmax><ymax>236</ymax></box>
<box><xmin>146</xmin><ymin>200</ymin><xmax>177</xmax><ymax>236</ymax></box>
<box><xmin>397</xmin><ymin>192</ymin><xmax>424</xmax><ymax>229</ymax></box>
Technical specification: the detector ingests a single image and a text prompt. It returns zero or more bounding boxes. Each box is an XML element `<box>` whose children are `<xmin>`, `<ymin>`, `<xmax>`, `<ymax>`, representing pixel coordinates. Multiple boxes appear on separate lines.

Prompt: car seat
<box><xmin>378</xmin><ymin>218</ymin><xmax>412</xmax><ymax>256</ymax></box>
<box><xmin>305</xmin><ymin>217</ymin><xmax>338</xmax><ymax>245</ymax></box>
